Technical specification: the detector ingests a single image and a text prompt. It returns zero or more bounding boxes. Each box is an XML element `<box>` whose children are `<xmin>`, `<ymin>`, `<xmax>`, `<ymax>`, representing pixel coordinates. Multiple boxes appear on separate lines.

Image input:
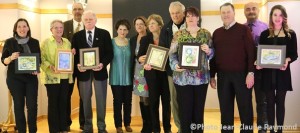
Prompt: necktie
<box><xmin>87</xmin><ymin>31</ymin><xmax>93</xmax><ymax>47</ymax></box>
<box><xmin>75</xmin><ymin>23</ymin><xmax>81</xmax><ymax>33</ymax></box>
<box><xmin>248</xmin><ymin>23</ymin><xmax>253</xmax><ymax>32</ymax></box>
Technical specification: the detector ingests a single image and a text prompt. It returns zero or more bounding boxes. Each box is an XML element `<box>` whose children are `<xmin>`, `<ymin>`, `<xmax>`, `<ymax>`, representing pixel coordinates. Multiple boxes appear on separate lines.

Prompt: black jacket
<box><xmin>159</xmin><ymin>20</ymin><xmax>175</xmax><ymax>76</ymax></box>
<box><xmin>72</xmin><ymin>27</ymin><xmax>113</xmax><ymax>81</ymax></box>
<box><xmin>1</xmin><ymin>37</ymin><xmax>40</xmax><ymax>78</ymax></box>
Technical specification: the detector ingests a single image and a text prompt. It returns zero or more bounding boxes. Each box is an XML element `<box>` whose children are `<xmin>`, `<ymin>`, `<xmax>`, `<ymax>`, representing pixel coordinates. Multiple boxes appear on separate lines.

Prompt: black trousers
<box><xmin>217</xmin><ymin>72</ymin><xmax>253</xmax><ymax>133</ymax></box>
<box><xmin>175</xmin><ymin>84</ymin><xmax>208</xmax><ymax>133</ymax></box>
<box><xmin>7</xmin><ymin>76</ymin><xmax>38</xmax><ymax>133</ymax></box>
<box><xmin>253</xmin><ymin>70</ymin><xmax>268</xmax><ymax>131</ymax></box>
<box><xmin>145</xmin><ymin>72</ymin><xmax>171</xmax><ymax>132</ymax></box>
<box><xmin>265</xmin><ymin>89</ymin><xmax>287</xmax><ymax>133</ymax></box>
<box><xmin>45</xmin><ymin>79</ymin><xmax>69</xmax><ymax>133</ymax></box>
<box><xmin>66</xmin><ymin>74</ymin><xmax>85</xmax><ymax>128</ymax></box>
<box><xmin>111</xmin><ymin>85</ymin><xmax>133</xmax><ymax>128</ymax></box>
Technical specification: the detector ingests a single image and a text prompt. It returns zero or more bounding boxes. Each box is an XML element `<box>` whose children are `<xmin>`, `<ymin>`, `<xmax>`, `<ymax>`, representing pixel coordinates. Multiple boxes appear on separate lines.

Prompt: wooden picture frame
<box><xmin>145</xmin><ymin>44</ymin><xmax>169</xmax><ymax>71</ymax></box>
<box><xmin>15</xmin><ymin>53</ymin><xmax>40</xmax><ymax>73</ymax></box>
<box><xmin>79</xmin><ymin>47</ymin><xmax>100</xmax><ymax>70</ymax></box>
<box><xmin>55</xmin><ymin>49</ymin><xmax>73</xmax><ymax>73</ymax></box>
<box><xmin>257</xmin><ymin>45</ymin><xmax>286</xmax><ymax>69</ymax></box>
<box><xmin>178</xmin><ymin>42</ymin><xmax>202</xmax><ymax>69</ymax></box>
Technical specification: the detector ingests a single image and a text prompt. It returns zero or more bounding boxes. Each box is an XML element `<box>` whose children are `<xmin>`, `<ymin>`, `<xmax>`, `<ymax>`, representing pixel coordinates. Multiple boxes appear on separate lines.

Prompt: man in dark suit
<box><xmin>62</xmin><ymin>2</ymin><xmax>85</xmax><ymax>131</ymax></box>
<box><xmin>72</xmin><ymin>10</ymin><xmax>113</xmax><ymax>133</ymax></box>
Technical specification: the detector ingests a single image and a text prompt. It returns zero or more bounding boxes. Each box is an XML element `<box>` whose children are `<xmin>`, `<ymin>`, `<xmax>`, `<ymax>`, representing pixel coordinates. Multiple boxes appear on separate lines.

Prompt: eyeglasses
<box><xmin>73</xmin><ymin>8</ymin><xmax>83</xmax><ymax>11</ymax></box>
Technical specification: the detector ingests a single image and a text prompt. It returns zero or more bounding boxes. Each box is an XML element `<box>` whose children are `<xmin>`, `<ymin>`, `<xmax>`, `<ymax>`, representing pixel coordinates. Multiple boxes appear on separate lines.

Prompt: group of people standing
<box><xmin>0</xmin><ymin>1</ymin><xmax>297</xmax><ymax>133</ymax></box>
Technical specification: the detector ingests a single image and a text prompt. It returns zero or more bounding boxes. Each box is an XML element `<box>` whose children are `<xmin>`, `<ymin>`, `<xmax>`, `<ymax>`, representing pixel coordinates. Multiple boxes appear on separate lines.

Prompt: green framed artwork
<box><xmin>15</xmin><ymin>53</ymin><xmax>40</xmax><ymax>73</ymax></box>
<box><xmin>79</xmin><ymin>47</ymin><xmax>100</xmax><ymax>70</ymax></box>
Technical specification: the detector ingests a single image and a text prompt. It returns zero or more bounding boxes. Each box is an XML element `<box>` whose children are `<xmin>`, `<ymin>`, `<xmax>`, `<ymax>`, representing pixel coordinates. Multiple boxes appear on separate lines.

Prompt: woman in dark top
<box><xmin>1</xmin><ymin>18</ymin><xmax>40</xmax><ymax>133</ymax></box>
<box><xmin>257</xmin><ymin>5</ymin><xmax>298</xmax><ymax>133</ymax></box>
<box><xmin>137</xmin><ymin>14</ymin><xmax>171</xmax><ymax>133</ymax></box>
<box><xmin>130</xmin><ymin>16</ymin><xmax>152</xmax><ymax>133</ymax></box>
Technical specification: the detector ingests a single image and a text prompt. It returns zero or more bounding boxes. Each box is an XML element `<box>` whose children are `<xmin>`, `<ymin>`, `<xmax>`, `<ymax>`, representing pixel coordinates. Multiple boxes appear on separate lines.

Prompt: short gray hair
<box><xmin>169</xmin><ymin>1</ymin><xmax>185</xmax><ymax>13</ymax></box>
<box><xmin>50</xmin><ymin>19</ymin><xmax>63</xmax><ymax>29</ymax></box>
<box><xmin>82</xmin><ymin>10</ymin><xmax>97</xmax><ymax>21</ymax></box>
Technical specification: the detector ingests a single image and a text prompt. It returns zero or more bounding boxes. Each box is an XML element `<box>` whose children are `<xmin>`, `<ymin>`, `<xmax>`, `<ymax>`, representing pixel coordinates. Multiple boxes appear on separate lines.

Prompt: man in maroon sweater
<box><xmin>210</xmin><ymin>3</ymin><xmax>255</xmax><ymax>133</ymax></box>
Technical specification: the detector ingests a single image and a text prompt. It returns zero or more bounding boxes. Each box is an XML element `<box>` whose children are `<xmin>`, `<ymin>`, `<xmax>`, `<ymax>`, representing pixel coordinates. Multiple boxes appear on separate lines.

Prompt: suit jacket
<box><xmin>72</xmin><ymin>27</ymin><xmax>113</xmax><ymax>81</ymax></box>
<box><xmin>63</xmin><ymin>19</ymin><xmax>74</xmax><ymax>42</ymax></box>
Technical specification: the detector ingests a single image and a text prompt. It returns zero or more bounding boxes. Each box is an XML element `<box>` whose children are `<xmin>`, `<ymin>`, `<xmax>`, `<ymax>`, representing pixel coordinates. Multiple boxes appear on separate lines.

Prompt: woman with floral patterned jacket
<box><xmin>169</xmin><ymin>7</ymin><xmax>214</xmax><ymax>133</ymax></box>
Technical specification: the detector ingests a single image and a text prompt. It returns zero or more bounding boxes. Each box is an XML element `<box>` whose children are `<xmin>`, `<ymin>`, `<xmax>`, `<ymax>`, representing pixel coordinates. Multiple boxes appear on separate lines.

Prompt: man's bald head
<box><xmin>244</xmin><ymin>2</ymin><xmax>260</xmax><ymax>23</ymax></box>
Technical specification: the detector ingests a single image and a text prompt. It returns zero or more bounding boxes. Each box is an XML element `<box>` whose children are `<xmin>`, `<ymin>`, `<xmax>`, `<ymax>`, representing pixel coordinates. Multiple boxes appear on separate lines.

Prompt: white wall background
<box><xmin>0</xmin><ymin>0</ymin><xmax>299</xmax><ymax>126</ymax></box>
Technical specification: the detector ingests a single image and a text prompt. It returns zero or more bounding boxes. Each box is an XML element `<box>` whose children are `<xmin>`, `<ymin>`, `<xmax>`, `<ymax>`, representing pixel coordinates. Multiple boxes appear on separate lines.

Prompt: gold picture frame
<box><xmin>55</xmin><ymin>49</ymin><xmax>73</xmax><ymax>73</ymax></box>
<box><xmin>145</xmin><ymin>44</ymin><xmax>169</xmax><ymax>71</ymax></box>
<box><xmin>79</xmin><ymin>47</ymin><xmax>100</xmax><ymax>70</ymax></box>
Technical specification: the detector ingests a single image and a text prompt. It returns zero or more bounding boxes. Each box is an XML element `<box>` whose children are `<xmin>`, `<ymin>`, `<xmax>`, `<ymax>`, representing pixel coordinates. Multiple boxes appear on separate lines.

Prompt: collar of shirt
<box><xmin>85</xmin><ymin>28</ymin><xmax>95</xmax><ymax>42</ymax></box>
<box><xmin>73</xmin><ymin>19</ymin><xmax>84</xmax><ymax>31</ymax></box>
<box><xmin>223</xmin><ymin>21</ymin><xmax>236</xmax><ymax>30</ymax></box>
<box><xmin>172</xmin><ymin>22</ymin><xmax>186</xmax><ymax>35</ymax></box>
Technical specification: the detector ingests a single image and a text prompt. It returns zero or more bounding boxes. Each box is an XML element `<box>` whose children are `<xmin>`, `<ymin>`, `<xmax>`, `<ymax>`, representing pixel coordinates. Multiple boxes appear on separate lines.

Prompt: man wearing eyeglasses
<box><xmin>63</xmin><ymin>2</ymin><xmax>85</xmax><ymax>131</ymax></box>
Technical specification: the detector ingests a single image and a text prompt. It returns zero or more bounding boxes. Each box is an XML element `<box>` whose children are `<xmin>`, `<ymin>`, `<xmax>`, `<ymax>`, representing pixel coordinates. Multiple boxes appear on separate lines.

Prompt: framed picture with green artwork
<box><xmin>178</xmin><ymin>42</ymin><xmax>203</xmax><ymax>70</ymax></box>
<box><xmin>145</xmin><ymin>44</ymin><xmax>169</xmax><ymax>71</ymax></box>
<box><xmin>15</xmin><ymin>53</ymin><xmax>40</xmax><ymax>73</ymax></box>
<box><xmin>257</xmin><ymin>45</ymin><xmax>286</xmax><ymax>69</ymax></box>
<box><xmin>79</xmin><ymin>47</ymin><xmax>100</xmax><ymax>70</ymax></box>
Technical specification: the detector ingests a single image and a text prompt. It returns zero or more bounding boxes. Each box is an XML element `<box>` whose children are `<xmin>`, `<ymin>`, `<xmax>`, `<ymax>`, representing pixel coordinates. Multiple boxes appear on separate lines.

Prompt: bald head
<box><xmin>244</xmin><ymin>2</ymin><xmax>260</xmax><ymax>23</ymax></box>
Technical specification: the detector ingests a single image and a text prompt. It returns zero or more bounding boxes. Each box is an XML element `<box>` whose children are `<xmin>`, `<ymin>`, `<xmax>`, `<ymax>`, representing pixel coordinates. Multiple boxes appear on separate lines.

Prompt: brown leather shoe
<box><xmin>125</xmin><ymin>126</ymin><xmax>133</xmax><ymax>132</ymax></box>
<box><xmin>116</xmin><ymin>127</ymin><xmax>123</xmax><ymax>133</ymax></box>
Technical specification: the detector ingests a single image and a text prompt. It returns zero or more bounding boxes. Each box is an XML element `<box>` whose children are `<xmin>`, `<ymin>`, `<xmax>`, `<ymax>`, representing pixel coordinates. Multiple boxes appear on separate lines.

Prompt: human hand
<box><xmin>246</xmin><ymin>73</ymin><xmax>254</xmax><ymax>89</ymax></box>
<box><xmin>175</xmin><ymin>64</ymin><xmax>185</xmax><ymax>72</ymax></box>
<box><xmin>139</xmin><ymin>55</ymin><xmax>146</xmax><ymax>64</ymax></box>
<box><xmin>72</xmin><ymin>48</ymin><xmax>76</xmax><ymax>55</ymax></box>
<box><xmin>201</xmin><ymin>44</ymin><xmax>211</xmax><ymax>55</ymax></box>
<box><xmin>92</xmin><ymin>63</ymin><xmax>103</xmax><ymax>71</ymax></box>
<box><xmin>77</xmin><ymin>64</ymin><xmax>86</xmax><ymax>72</ymax></box>
<box><xmin>210</xmin><ymin>78</ymin><xmax>216</xmax><ymax>89</ymax></box>
<box><xmin>144</xmin><ymin>64</ymin><xmax>152</xmax><ymax>71</ymax></box>
<box><xmin>280</xmin><ymin>58</ymin><xmax>290</xmax><ymax>71</ymax></box>
<box><xmin>10</xmin><ymin>52</ymin><xmax>20</xmax><ymax>60</ymax></box>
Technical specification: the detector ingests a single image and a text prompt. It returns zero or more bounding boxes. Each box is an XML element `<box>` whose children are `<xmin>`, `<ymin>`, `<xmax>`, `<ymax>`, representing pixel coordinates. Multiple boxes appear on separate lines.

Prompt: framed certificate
<box><xmin>145</xmin><ymin>44</ymin><xmax>169</xmax><ymax>71</ymax></box>
<box><xmin>15</xmin><ymin>53</ymin><xmax>40</xmax><ymax>73</ymax></box>
<box><xmin>79</xmin><ymin>47</ymin><xmax>100</xmax><ymax>70</ymax></box>
<box><xmin>257</xmin><ymin>45</ymin><xmax>286</xmax><ymax>69</ymax></box>
<box><xmin>55</xmin><ymin>49</ymin><xmax>73</xmax><ymax>73</ymax></box>
<box><xmin>178</xmin><ymin>42</ymin><xmax>203</xmax><ymax>69</ymax></box>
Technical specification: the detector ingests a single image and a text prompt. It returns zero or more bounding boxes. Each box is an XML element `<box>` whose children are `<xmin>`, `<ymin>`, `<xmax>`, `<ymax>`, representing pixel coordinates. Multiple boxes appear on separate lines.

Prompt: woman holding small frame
<box><xmin>168</xmin><ymin>7</ymin><xmax>214</xmax><ymax>133</ymax></box>
<box><xmin>137</xmin><ymin>14</ymin><xmax>171</xmax><ymax>133</ymax></box>
<box><xmin>1</xmin><ymin>18</ymin><xmax>40</xmax><ymax>133</ymax></box>
<box><xmin>40</xmin><ymin>19</ymin><xmax>73</xmax><ymax>133</ymax></box>
<box><xmin>257</xmin><ymin>5</ymin><xmax>298</xmax><ymax>133</ymax></box>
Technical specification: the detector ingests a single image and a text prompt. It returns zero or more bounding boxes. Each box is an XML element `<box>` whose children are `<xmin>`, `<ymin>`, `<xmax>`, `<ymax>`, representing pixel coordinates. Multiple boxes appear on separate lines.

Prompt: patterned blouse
<box><xmin>169</xmin><ymin>28</ymin><xmax>214</xmax><ymax>86</ymax></box>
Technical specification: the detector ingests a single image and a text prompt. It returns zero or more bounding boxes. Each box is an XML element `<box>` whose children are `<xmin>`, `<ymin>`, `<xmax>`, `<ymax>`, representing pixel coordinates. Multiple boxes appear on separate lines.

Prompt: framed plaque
<box><xmin>257</xmin><ymin>45</ymin><xmax>286</xmax><ymax>69</ymax></box>
<box><xmin>79</xmin><ymin>47</ymin><xmax>100</xmax><ymax>70</ymax></box>
<box><xmin>145</xmin><ymin>44</ymin><xmax>169</xmax><ymax>71</ymax></box>
<box><xmin>55</xmin><ymin>49</ymin><xmax>73</xmax><ymax>73</ymax></box>
<box><xmin>178</xmin><ymin>42</ymin><xmax>202</xmax><ymax>69</ymax></box>
<box><xmin>15</xmin><ymin>53</ymin><xmax>40</xmax><ymax>73</ymax></box>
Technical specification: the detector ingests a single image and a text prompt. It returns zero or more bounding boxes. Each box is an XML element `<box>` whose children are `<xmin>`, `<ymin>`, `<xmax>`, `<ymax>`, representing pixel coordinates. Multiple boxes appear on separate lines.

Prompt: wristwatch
<box><xmin>248</xmin><ymin>72</ymin><xmax>254</xmax><ymax>76</ymax></box>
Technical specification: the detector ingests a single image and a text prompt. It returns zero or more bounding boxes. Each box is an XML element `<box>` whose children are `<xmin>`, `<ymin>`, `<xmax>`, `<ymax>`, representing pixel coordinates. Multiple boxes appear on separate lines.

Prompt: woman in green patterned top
<box><xmin>169</xmin><ymin>7</ymin><xmax>214</xmax><ymax>133</ymax></box>
<box><xmin>40</xmin><ymin>20</ymin><xmax>73</xmax><ymax>133</ymax></box>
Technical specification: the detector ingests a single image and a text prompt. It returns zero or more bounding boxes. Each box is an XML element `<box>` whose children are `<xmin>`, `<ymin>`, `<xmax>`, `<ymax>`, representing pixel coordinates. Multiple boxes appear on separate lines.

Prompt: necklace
<box><xmin>274</xmin><ymin>27</ymin><xmax>282</xmax><ymax>37</ymax></box>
